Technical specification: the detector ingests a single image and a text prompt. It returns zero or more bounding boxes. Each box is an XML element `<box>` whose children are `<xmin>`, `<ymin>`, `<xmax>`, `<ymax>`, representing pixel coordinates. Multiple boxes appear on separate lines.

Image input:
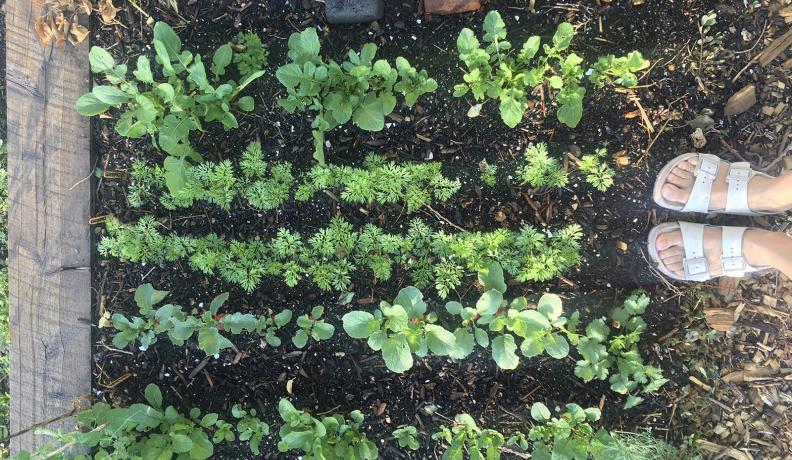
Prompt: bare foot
<box><xmin>660</xmin><ymin>157</ymin><xmax>781</xmax><ymax>212</ymax></box>
<box><xmin>655</xmin><ymin>227</ymin><xmax>771</xmax><ymax>278</ymax></box>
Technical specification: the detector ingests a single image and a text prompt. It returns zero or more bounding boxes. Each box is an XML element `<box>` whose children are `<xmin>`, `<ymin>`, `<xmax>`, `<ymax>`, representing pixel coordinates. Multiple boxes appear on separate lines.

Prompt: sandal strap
<box><xmin>681</xmin><ymin>154</ymin><xmax>720</xmax><ymax>213</ymax></box>
<box><xmin>725</xmin><ymin>162</ymin><xmax>753</xmax><ymax>214</ymax></box>
<box><xmin>721</xmin><ymin>226</ymin><xmax>749</xmax><ymax>276</ymax></box>
<box><xmin>679</xmin><ymin>222</ymin><xmax>709</xmax><ymax>281</ymax></box>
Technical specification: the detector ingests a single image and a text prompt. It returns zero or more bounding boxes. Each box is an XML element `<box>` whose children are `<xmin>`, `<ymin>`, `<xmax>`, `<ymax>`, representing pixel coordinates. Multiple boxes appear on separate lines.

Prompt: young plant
<box><xmin>13</xmin><ymin>384</ymin><xmax>227</xmax><ymax>460</ymax></box>
<box><xmin>231</xmin><ymin>404</ymin><xmax>270</xmax><ymax>455</ymax></box>
<box><xmin>569</xmin><ymin>293</ymin><xmax>668</xmax><ymax>409</ymax></box>
<box><xmin>445</xmin><ymin>262</ymin><xmax>573</xmax><ymax>370</ymax></box>
<box><xmin>295</xmin><ymin>153</ymin><xmax>460</xmax><ymax>212</ymax></box>
<box><xmin>76</xmin><ymin>22</ymin><xmax>265</xmax><ymax>193</ymax></box>
<box><xmin>277</xmin><ymin>399</ymin><xmax>378</xmax><ymax>460</ymax></box>
<box><xmin>453</xmin><ymin>11</ymin><xmax>586</xmax><ymax>128</ymax></box>
<box><xmin>342</xmin><ymin>287</ymin><xmax>457</xmax><ymax>373</ymax></box>
<box><xmin>233</xmin><ymin>31</ymin><xmax>269</xmax><ymax>79</ymax></box>
<box><xmin>576</xmin><ymin>147</ymin><xmax>615</xmax><ymax>192</ymax></box>
<box><xmin>111</xmin><ymin>284</ymin><xmax>292</xmax><ymax>356</ymax></box>
<box><xmin>392</xmin><ymin>425</ymin><xmax>420</xmax><ymax>451</ymax></box>
<box><xmin>276</xmin><ymin>28</ymin><xmax>437</xmax><ymax>163</ymax></box>
<box><xmin>128</xmin><ymin>145</ymin><xmax>457</xmax><ymax>213</ymax></box>
<box><xmin>479</xmin><ymin>160</ymin><xmax>498</xmax><ymax>188</ymax></box>
<box><xmin>293</xmin><ymin>305</ymin><xmax>336</xmax><ymax>349</ymax></box>
<box><xmin>528</xmin><ymin>402</ymin><xmax>614</xmax><ymax>460</ymax></box>
<box><xmin>588</xmin><ymin>51</ymin><xmax>647</xmax><ymax>89</ymax></box>
<box><xmin>518</xmin><ymin>143</ymin><xmax>568</xmax><ymax>189</ymax></box>
<box><xmin>99</xmin><ymin>216</ymin><xmax>582</xmax><ymax>295</ymax></box>
<box><xmin>432</xmin><ymin>413</ymin><xmax>505</xmax><ymax>460</ymax></box>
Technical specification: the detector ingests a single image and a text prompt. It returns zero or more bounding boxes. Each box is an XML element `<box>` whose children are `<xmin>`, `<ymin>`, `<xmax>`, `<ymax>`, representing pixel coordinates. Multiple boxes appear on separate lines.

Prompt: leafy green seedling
<box><xmin>232</xmin><ymin>404</ymin><xmax>270</xmax><ymax>455</ymax></box>
<box><xmin>111</xmin><ymin>284</ymin><xmax>292</xmax><ymax>355</ymax></box>
<box><xmin>392</xmin><ymin>425</ymin><xmax>420</xmax><ymax>451</ymax></box>
<box><xmin>276</xmin><ymin>28</ymin><xmax>437</xmax><ymax>164</ymax></box>
<box><xmin>432</xmin><ymin>413</ymin><xmax>505</xmax><ymax>460</ymax></box>
<box><xmin>293</xmin><ymin>305</ymin><xmax>336</xmax><ymax>348</ymax></box>
<box><xmin>277</xmin><ymin>399</ymin><xmax>378</xmax><ymax>460</ymax></box>
<box><xmin>342</xmin><ymin>287</ymin><xmax>457</xmax><ymax>373</ymax></box>
<box><xmin>528</xmin><ymin>402</ymin><xmax>615</xmax><ymax>460</ymax></box>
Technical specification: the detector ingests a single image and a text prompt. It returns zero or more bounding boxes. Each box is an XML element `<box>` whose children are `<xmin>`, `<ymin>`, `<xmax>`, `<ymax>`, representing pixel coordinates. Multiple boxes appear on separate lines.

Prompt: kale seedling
<box><xmin>277</xmin><ymin>399</ymin><xmax>378</xmax><ymax>460</ymax></box>
<box><xmin>432</xmin><ymin>413</ymin><xmax>505</xmax><ymax>460</ymax></box>
<box><xmin>342</xmin><ymin>287</ymin><xmax>457</xmax><ymax>373</ymax></box>
<box><xmin>293</xmin><ymin>305</ymin><xmax>336</xmax><ymax>349</ymax></box>
<box><xmin>76</xmin><ymin>22</ymin><xmax>264</xmax><ymax>194</ymax></box>
<box><xmin>276</xmin><ymin>28</ymin><xmax>437</xmax><ymax>164</ymax></box>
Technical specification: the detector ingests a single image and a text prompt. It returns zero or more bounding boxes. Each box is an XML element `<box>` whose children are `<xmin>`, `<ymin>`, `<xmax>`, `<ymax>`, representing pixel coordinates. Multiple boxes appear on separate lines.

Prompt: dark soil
<box><xmin>88</xmin><ymin>1</ymin><xmax>783</xmax><ymax>458</ymax></box>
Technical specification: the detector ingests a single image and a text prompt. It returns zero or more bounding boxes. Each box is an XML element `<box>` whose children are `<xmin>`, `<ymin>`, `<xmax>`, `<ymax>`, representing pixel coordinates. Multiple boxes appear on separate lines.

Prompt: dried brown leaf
<box><xmin>99</xmin><ymin>0</ymin><xmax>117</xmax><ymax>24</ymax></box>
<box><xmin>69</xmin><ymin>23</ymin><xmax>89</xmax><ymax>45</ymax></box>
<box><xmin>34</xmin><ymin>17</ymin><xmax>55</xmax><ymax>47</ymax></box>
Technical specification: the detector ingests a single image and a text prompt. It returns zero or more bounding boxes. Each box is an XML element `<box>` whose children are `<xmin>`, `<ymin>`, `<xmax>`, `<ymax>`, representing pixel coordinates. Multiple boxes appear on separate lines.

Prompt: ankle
<box><xmin>754</xmin><ymin>175</ymin><xmax>792</xmax><ymax>212</ymax></box>
<box><xmin>743</xmin><ymin>230</ymin><xmax>788</xmax><ymax>268</ymax></box>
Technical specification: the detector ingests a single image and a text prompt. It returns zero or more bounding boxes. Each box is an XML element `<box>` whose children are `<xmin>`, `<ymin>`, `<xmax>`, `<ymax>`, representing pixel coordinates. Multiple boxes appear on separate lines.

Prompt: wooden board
<box><xmin>6</xmin><ymin>0</ymin><xmax>93</xmax><ymax>453</ymax></box>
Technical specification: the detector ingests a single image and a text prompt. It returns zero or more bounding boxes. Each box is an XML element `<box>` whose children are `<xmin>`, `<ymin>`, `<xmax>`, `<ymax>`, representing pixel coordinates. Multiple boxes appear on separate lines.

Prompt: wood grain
<box><xmin>6</xmin><ymin>0</ymin><xmax>93</xmax><ymax>453</ymax></box>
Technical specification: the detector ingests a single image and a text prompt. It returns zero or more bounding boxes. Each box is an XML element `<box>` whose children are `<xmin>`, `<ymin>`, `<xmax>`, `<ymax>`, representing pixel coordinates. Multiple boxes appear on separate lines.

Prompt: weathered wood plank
<box><xmin>6</xmin><ymin>0</ymin><xmax>92</xmax><ymax>453</ymax></box>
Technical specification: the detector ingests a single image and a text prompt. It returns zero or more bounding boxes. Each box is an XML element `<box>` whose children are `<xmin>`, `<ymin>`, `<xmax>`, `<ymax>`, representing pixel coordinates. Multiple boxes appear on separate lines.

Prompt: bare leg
<box><xmin>660</xmin><ymin>157</ymin><xmax>792</xmax><ymax>213</ymax></box>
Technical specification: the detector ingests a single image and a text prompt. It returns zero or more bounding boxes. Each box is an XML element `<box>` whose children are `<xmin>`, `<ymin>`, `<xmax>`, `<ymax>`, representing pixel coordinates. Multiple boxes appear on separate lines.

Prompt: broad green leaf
<box><xmin>474</xmin><ymin>327</ymin><xmax>490</xmax><ymax>347</ymax></box>
<box><xmin>76</xmin><ymin>93</ymin><xmax>110</xmax><ymax>116</ymax></box>
<box><xmin>583</xmin><ymin>407</ymin><xmax>601</xmax><ymax>422</ymax></box>
<box><xmin>89</xmin><ymin>46</ymin><xmax>115</xmax><ymax>73</ymax></box>
<box><xmin>342</xmin><ymin>311</ymin><xmax>380</xmax><ymax>338</ymax></box>
<box><xmin>585</xmin><ymin>319</ymin><xmax>610</xmax><ymax>342</ymax></box>
<box><xmin>197</xmin><ymin>327</ymin><xmax>234</xmax><ymax>355</ymax></box>
<box><xmin>211</xmin><ymin>44</ymin><xmax>233</xmax><ymax>78</ymax></box>
<box><xmin>530</xmin><ymin>402</ymin><xmax>551</xmax><ymax>421</ymax></box>
<box><xmin>477</xmin><ymin>262</ymin><xmax>507</xmax><ymax>293</ymax></box>
<box><xmin>153</xmin><ymin>21</ymin><xmax>182</xmax><ymax>61</ymax></box>
<box><xmin>476</xmin><ymin>290</ymin><xmax>503</xmax><ymax>316</ymax></box>
<box><xmin>499</xmin><ymin>97</ymin><xmax>524</xmax><ymax>128</ymax></box>
<box><xmin>287</xmin><ymin>28</ymin><xmax>321</xmax><ymax>64</ymax></box>
<box><xmin>545</xmin><ymin>333</ymin><xmax>569</xmax><ymax>359</ymax></box>
<box><xmin>537</xmin><ymin>294</ymin><xmax>563</xmax><ymax>320</ymax></box>
<box><xmin>552</xmin><ymin>22</ymin><xmax>575</xmax><ymax>50</ymax></box>
<box><xmin>556</xmin><ymin>98</ymin><xmax>583</xmax><ymax>128</ymax></box>
<box><xmin>382</xmin><ymin>336</ymin><xmax>413</xmax><ymax>373</ymax></box>
<box><xmin>457</xmin><ymin>28</ymin><xmax>480</xmax><ymax>54</ymax></box>
<box><xmin>483</xmin><ymin>11</ymin><xmax>507</xmax><ymax>42</ymax></box>
<box><xmin>237</xmin><ymin>96</ymin><xmax>254</xmax><ymax>112</ymax></box>
<box><xmin>519</xmin><ymin>334</ymin><xmax>545</xmax><ymax>358</ymax></box>
<box><xmin>449</xmin><ymin>328</ymin><xmax>474</xmax><ymax>359</ymax></box>
<box><xmin>133</xmin><ymin>56</ymin><xmax>154</xmax><ymax>83</ymax></box>
<box><xmin>518</xmin><ymin>36</ymin><xmax>541</xmax><ymax>61</ymax></box>
<box><xmin>352</xmin><ymin>93</ymin><xmax>385</xmax><ymax>131</ymax></box>
<box><xmin>275</xmin><ymin>63</ymin><xmax>303</xmax><ymax>89</ymax></box>
<box><xmin>313</xmin><ymin>321</ymin><xmax>335</xmax><ymax>340</ymax></box>
<box><xmin>134</xmin><ymin>284</ymin><xmax>169</xmax><ymax>312</ymax></box>
<box><xmin>623</xmin><ymin>395</ymin><xmax>643</xmax><ymax>410</ymax></box>
<box><xmin>292</xmin><ymin>329</ymin><xmax>308</xmax><ymax>349</ymax></box>
<box><xmin>189</xmin><ymin>431</ymin><xmax>214</xmax><ymax>460</ymax></box>
<box><xmin>163</xmin><ymin>155</ymin><xmax>188</xmax><ymax>194</ymax></box>
<box><xmin>144</xmin><ymin>384</ymin><xmax>163</xmax><ymax>408</ymax></box>
<box><xmin>393</xmin><ymin>286</ymin><xmax>427</xmax><ymax>316</ymax></box>
<box><xmin>92</xmin><ymin>86</ymin><xmax>131</xmax><ymax>105</ymax></box>
<box><xmin>425</xmin><ymin>325</ymin><xmax>456</xmax><ymax>356</ymax></box>
<box><xmin>209</xmin><ymin>292</ymin><xmax>229</xmax><ymax>315</ymax></box>
<box><xmin>445</xmin><ymin>301</ymin><xmax>463</xmax><ymax>315</ymax></box>
<box><xmin>492</xmin><ymin>334</ymin><xmax>519</xmax><ymax>370</ymax></box>
<box><xmin>171</xmin><ymin>434</ymin><xmax>193</xmax><ymax>453</ymax></box>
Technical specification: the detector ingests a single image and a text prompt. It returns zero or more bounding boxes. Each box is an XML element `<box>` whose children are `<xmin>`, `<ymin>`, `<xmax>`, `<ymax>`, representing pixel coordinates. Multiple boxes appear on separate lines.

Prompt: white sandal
<box><xmin>652</xmin><ymin>152</ymin><xmax>773</xmax><ymax>216</ymax></box>
<box><xmin>647</xmin><ymin>221</ymin><xmax>769</xmax><ymax>282</ymax></box>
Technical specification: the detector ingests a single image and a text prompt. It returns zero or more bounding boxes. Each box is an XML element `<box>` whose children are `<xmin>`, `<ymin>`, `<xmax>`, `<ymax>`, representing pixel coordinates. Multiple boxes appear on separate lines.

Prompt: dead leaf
<box><xmin>99</xmin><ymin>0</ymin><xmax>118</xmax><ymax>24</ymax></box>
<box><xmin>34</xmin><ymin>17</ymin><xmax>55</xmax><ymax>47</ymax></box>
<box><xmin>691</xmin><ymin>128</ymin><xmax>707</xmax><ymax>148</ymax></box>
<box><xmin>724</xmin><ymin>84</ymin><xmax>756</xmax><ymax>116</ymax></box>
<box><xmin>69</xmin><ymin>23</ymin><xmax>89</xmax><ymax>45</ymax></box>
<box><xmin>467</xmin><ymin>103</ymin><xmax>483</xmax><ymax>118</ymax></box>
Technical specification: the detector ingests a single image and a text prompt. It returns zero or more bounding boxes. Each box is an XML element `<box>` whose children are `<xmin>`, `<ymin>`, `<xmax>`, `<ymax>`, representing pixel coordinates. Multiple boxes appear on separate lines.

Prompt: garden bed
<box><xmin>9</xmin><ymin>0</ymin><xmax>792</xmax><ymax>458</ymax></box>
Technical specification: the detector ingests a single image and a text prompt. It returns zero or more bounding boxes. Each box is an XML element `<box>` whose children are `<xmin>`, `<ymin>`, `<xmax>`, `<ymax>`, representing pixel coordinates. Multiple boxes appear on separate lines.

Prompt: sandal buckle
<box><xmin>697</xmin><ymin>158</ymin><xmax>719</xmax><ymax>180</ymax></box>
<box><xmin>721</xmin><ymin>256</ymin><xmax>745</xmax><ymax>271</ymax></box>
<box><xmin>683</xmin><ymin>257</ymin><xmax>708</xmax><ymax>276</ymax></box>
<box><xmin>727</xmin><ymin>163</ymin><xmax>751</xmax><ymax>181</ymax></box>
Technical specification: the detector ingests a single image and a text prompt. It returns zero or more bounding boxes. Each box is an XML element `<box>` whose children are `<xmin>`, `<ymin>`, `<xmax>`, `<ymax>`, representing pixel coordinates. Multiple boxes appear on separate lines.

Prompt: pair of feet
<box><xmin>653</xmin><ymin>155</ymin><xmax>787</xmax><ymax>279</ymax></box>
